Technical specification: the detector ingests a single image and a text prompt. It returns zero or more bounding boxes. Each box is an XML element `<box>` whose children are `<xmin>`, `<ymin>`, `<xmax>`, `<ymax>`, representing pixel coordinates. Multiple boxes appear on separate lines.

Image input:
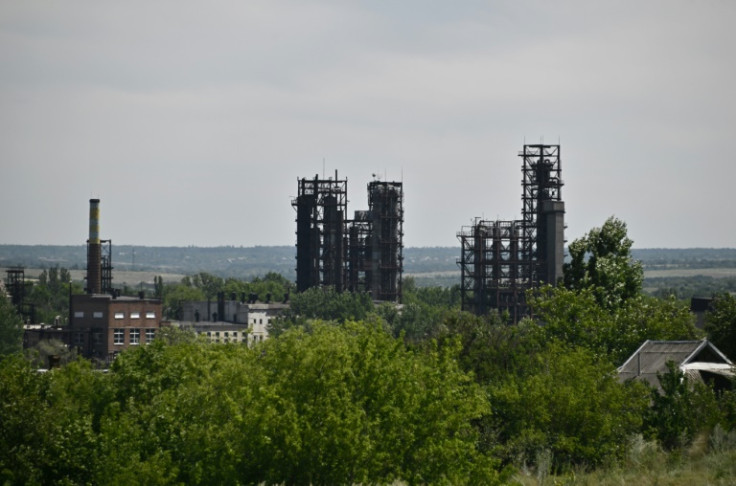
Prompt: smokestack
<box><xmin>87</xmin><ymin>198</ymin><xmax>102</xmax><ymax>294</ymax></box>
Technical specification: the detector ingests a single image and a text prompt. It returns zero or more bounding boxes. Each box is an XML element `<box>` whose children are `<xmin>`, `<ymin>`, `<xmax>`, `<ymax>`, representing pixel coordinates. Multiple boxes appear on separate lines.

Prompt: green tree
<box><xmin>564</xmin><ymin>217</ymin><xmax>644</xmax><ymax>310</ymax></box>
<box><xmin>529</xmin><ymin>286</ymin><xmax>700</xmax><ymax>364</ymax></box>
<box><xmin>644</xmin><ymin>361</ymin><xmax>721</xmax><ymax>450</ymax></box>
<box><xmin>162</xmin><ymin>283</ymin><xmax>206</xmax><ymax>319</ymax></box>
<box><xmin>101</xmin><ymin>320</ymin><xmax>500</xmax><ymax>484</ymax></box>
<box><xmin>271</xmin><ymin>287</ymin><xmax>374</xmax><ymax>336</ymax></box>
<box><xmin>0</xmin><ymin>294</ymin><xmax>23</xmax><ymax>355</ymax></box>
<box><xmin>489</xmin><ymin>341</ymin><xmax>650</xmax><ymax>469</ymax></box>
<box><xmin>705</xmin><ymin>292</ymin><xmax>736</xmax><ymax>360</ymax></box>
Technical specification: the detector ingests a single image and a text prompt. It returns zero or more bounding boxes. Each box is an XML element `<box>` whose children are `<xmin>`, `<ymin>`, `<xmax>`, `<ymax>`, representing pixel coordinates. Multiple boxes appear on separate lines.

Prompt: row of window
<box><xmin>74</xmin><ymin>311</ymin><xmax>157</xmax><ymax>319</ymax></box>
<box><xmin>113</xmin><ymin>328</ymin><xmax>156</xmax><ymax>345</ymax></box>
<box><xmin>115</xmin><ymin>311</ymin><xmax>156</xmax><ymax>319</ymax></box>
<box><xmin>201</xmin><ymin>331</ymin><xmax>266</xmax><ymax>344</ymax></box>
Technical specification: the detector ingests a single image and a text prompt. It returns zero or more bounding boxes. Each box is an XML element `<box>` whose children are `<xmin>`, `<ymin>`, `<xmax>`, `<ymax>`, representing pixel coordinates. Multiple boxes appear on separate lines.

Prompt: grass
<box><xmin>509</xmin><ymin>433</ymin><xmax>736</xmax><ymax>486</ymax></box>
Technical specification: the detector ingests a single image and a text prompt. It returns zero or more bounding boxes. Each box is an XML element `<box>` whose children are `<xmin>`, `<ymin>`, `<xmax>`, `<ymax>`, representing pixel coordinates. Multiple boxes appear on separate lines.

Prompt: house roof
<box><xmin>617</xmin><ymin>339</ymin><xmax>734</xmax><ymax>389</ymax></box>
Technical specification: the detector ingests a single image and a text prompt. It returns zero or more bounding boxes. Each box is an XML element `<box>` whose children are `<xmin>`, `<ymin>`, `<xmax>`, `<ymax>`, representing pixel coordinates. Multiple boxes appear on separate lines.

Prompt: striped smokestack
<box><xmin>87</xmin><ymin>198</ymin><xmax>102</xmax><ymax>294</ymax></box>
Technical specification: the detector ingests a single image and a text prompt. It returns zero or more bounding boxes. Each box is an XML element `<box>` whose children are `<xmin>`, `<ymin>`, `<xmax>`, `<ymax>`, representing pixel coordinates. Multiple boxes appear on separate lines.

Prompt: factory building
<box><xmin>458</xmin><ymin>144</ymin><xmax>565</xmax><ymax>321</ymax></box>
<box><xmin>293</xmin><ymin>173</ymin><xmax>404</xmax><ymax>302</ymax></box>
<box><xmin>169</xmin><ymin>298</ymin><xmax>287</xmax><ymax>346</ymax></box>
<box><xmin>69</xmin><ymin>199</ymin><xmax>163</xmax><ymax>363</ymax></box>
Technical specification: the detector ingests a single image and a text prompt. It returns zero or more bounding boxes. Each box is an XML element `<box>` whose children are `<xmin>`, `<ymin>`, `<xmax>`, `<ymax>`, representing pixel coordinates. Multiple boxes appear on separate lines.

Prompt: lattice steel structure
<box><xmin>458</xmin><ymin>144</ymin><xmax>565</xmax><ymax>321</ymax></box>
<box><xmin>347</xmin><ymin>210</ymin><xmax>371</xmax><ymax>293</ymax></box>
<box><xmin>367</xmin><ymin>181</ymin><xmax>404</xmax><ymax>302</ymax></box>
<box><xmin>458</xmin><ymin>220</ymin><xmax>527</xmax><ymax>321</ymax></box>
<box><xmin>101</xmin><ymin>240</ymin><xmax>114</xmax><ymax>295</ymax></box>
<box><xmin>5</xmin><ymin>267</ymin><xmax>25</xmax><ymax>307</ymax></box>
<box><xmin>5</xmin><ymin>267</ymin><xmax>35</xmax><ymax>323</ymax></box>
<box><xmin>519</xmin><ymin>144</ymin><xmax>563</xmax><ymax>286</ymax></box>
<box><xmin>293</xmin><ymin>172</ymin><xmax>348</xmax><ymax>292</ymax></box>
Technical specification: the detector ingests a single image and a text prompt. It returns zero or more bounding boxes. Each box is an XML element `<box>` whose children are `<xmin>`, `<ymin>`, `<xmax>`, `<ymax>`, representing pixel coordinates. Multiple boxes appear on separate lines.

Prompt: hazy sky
<box><xmin>2</xmin><ymin>1</ymin><xmax>735</xmax><ymax>248</ymax></box>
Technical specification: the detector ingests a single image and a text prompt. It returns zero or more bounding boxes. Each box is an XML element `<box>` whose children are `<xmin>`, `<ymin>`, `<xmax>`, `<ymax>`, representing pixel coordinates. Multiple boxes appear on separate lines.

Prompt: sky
<box><xmin>1</xmin><ymin>0</ymin><xmax>735</xmax><ymax>249</ymax></box>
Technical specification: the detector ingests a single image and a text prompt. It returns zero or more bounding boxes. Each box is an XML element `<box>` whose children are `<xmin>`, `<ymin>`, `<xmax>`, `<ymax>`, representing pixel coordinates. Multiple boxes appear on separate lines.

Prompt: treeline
<box><xmin>2</xmin><ymin>218</ymin><xmax>736</xmax><ymax>484</ymax></box>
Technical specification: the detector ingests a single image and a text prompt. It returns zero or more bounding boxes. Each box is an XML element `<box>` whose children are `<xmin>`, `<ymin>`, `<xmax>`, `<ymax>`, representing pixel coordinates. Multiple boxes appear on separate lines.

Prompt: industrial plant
<box><xmin>293</xmin><ymin>172</ymin><xmax>404</xmax><ymax>302</ymax></box>
<box><xmin>458</xmin><ymin>144</ymin><xmax>565</xmax><ymax>321</ymax></box>
<box><xmin>69</xmin><ymin>198</ymin><xmax>163</xmax><ymax>362</ymax></box>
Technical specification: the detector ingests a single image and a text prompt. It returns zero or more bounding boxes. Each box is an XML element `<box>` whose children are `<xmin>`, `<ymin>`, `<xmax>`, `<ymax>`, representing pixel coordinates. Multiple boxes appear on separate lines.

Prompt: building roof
<box><xmin>618</xmin><ymin>339</ymin><xmax>734</xmax><ymax>390</ymax></box>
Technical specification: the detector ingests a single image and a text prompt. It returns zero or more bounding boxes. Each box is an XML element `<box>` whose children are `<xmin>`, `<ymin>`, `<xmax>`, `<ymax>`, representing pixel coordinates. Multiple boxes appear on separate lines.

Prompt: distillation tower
<box><xmin>292</xmin><ymin>172</ymin><xmax>348</xmax><ymax>292</ymax></box>
<box><xmin>293</xmin><ymin>175</ymin><xmax>403</xmax><ymax>302</ymax></box>
<box><xmin>458</xmin><ymin>144</ymin><xmax>564</xmax><ymax>321</ymax></box>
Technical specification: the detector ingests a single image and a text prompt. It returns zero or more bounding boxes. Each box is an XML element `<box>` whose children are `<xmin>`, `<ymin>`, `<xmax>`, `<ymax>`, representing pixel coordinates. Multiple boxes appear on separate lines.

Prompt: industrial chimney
<box><xmin>87</xmin><ymin>198</ymin><xmax>102</xmax><ymax>294</ymax></box>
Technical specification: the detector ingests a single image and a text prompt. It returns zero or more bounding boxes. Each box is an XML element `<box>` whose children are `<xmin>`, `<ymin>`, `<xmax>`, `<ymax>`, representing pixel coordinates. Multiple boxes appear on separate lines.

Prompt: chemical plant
<box><xmin>293</xmin><ymin>172</ymin><xmax>404</xmax><ymax>302</ymax></box>
<box><xmin>458</xmin><ymin>144</ymin><xmax>565</xmax><ymax>321</ymax></box>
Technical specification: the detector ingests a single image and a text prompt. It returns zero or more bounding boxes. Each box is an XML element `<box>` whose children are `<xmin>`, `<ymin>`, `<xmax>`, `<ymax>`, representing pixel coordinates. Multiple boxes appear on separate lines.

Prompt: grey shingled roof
<box><xmin>617</xmin><ymin>340</ymin><xmax>733</xmax><ymax>389</ymax></box>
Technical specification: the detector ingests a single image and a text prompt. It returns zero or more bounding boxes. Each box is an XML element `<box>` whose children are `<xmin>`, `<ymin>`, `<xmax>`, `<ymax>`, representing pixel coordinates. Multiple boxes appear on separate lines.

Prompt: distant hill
<box><xmin>0</xmin><ymin>244</ymin><xmax>457</xmax><ymax>281</ymax></box>
<box><xmin>2</xmin><ymin>245</ymin><xmax>735</xmax><ymax>289</ymax></box>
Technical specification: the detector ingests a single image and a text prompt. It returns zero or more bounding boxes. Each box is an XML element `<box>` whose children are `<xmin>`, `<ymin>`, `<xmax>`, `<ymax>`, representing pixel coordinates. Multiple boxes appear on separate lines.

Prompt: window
<box><xmin>114</xmin><ymin>312</ymin><xmax>125</xmax><ymax>319</ymax></box>
<box><xmin>145</xmin><ymin>311</ymin><xmax>156</xmax><ymax>319</ymax></box>
<box><xmin>74</xmin><ymin>332</ymin><xmax>85</xmax><ymax>346</ymax></box>
<box><xmin>145</xmin><ymin>329</ymin><xmax>155</xmax><ymax>343</ymax></box>
<box><xmin>131</xmin><ymin>312</ymin><xmax>140</xmax><ymax>319</ymax></box>
<box><xmin>130</xmin><ymin>329</ymin><xmax>140</xmax><ymax>345</ymax></box>
<box><xmin>74</xmin><ymin>311</ymin><xmax>84</xmax><ymax>318</ymax></box>
<box><xmin>93</xmin><ymin>332</ymin><xmax>102</xmax><ymax>345</ymax></box>
<box><xmin>93</xmin><ymin>311</ymin><xmax>103</xmax><ymax>319</ymax></box>
<box><xmin>114</xmin><ymin>328</ymin><xmax>124</xmax><ymax>345</ymax></box>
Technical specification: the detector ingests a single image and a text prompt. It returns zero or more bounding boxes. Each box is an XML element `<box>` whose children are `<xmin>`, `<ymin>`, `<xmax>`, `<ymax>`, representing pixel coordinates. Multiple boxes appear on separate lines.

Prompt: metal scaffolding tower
<box><xmin>458</xmin><ymin>144</ymin><xmax>564</xmax><ymax>321</ymax></box>
<box><xmin>292</xmin><ymin>172</ymin><xmax>348</xmax><ymax>292</ymax></box>
<box><xmin>520</xmin><ymin>144</ymin><xmax>563</xmax><ymax>287</ymax></box>
<box><xmin>101</xmin><ymin>239</ymin><xmax>113</xmax><ymax>295</ymax></box>
<box><xmin>5</xmin><ymin>267</ymin><xmax>35</xmax><ymax>323</ymax></box>
<box><xmin>367</xmin><ymin>181</ymin><xmax>404</xmax><ymax>302</ymax></box>
<box><xmin>347</xmin><ymin>211</ymin><xmax>371</xmax><ymax>293</ymax></box>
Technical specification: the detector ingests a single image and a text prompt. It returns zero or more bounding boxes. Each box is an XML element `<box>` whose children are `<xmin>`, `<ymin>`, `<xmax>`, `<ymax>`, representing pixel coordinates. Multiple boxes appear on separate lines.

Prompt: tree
<box><xmin>705</xmin><ymin>292</ymin><xmax>736</xmax><ymax>361</ymax></box>
<box><xmin>489</xmin><ymin>341</ymin><xmax>650</xmax><ymax>470</ymax></box>
<box><xmin>563</xmin><ymin>217</ymin><xmax>643</xmax><ymax>310</ymax></box>
<box><xmin>0</xmin><ymin>294</ymin><xmax>23</xmax><ymax>355</ymax></box>
<box><xmin>644</xmin><ymin>361</ymin><xmax>721</xmax><ymax>450</ymax></box>
<box><xmin>529</xmin><ymin>286</ymin><xmax>700</xmax><ymax>365</ymax></box>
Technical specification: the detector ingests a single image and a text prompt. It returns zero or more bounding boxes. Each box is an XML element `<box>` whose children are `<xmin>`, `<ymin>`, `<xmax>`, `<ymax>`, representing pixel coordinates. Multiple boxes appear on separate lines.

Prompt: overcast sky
<box><xmin>2</xmin><ymin>1</ymin><xmax>735</xmax><ymax>248</ymax></box>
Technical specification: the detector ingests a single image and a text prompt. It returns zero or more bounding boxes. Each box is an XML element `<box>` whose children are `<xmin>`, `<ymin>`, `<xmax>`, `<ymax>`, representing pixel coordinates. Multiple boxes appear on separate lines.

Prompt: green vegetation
<box><xmin>0</xmin><ymin>294</ymin><xmax>23</xmax><ymax>356</ymax></box>
<box><xmin>0</xmin><ymin>323</ymin><xmax>502</xmax><ymax>485</ymax></box>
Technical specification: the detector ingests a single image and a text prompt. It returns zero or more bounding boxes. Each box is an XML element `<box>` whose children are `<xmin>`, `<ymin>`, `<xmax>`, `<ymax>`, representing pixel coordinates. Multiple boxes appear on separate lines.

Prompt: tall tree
<box><xmin>705</xmin><ymin>292</ymin><xmax>736</xmax><ymax>360</ymax></box>
<box><xmin>0</xmin><ymin>294</ymin><xmax>23</xmax><ymax>355</ymax></box>
<box><xmin>563</xmin><ymin>217</ymin><xmax>644</xmax><ymax>310</ymax></box>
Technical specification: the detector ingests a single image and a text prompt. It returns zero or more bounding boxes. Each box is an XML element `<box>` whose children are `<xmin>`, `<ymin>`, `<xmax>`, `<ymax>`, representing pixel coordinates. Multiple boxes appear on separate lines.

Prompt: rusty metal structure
<box><xmin>5</xmin><ymin>267</ymin><xmax>35</xmax><ymax>323</ymax></box>
<box><xmin>293</xmin><ymin>174</ymin><xmax>404</xmax><ymax>302</ymax></box>
<box><xmin>458</xmin><ymin>144</ymin><xmax>564</xmax><ymax>321</ymax></box>
<box><xmin>101</xmin><ymin>239</ymin><xmax>114</xmax><ymax>295</ymax></box>
<box><xmin>292</xmin><ymin>172</ymin><xmax>348</xmax><ymax>292</ymax></box>
<box><xmin>347</xmin><ymin>210</ymin><xmax>371</xmax><ymax>293</ymax></box>
<box><xmin>365</xmin><ymin>181</ymin><xmax>404</xmax><ymax>301</ymax></box>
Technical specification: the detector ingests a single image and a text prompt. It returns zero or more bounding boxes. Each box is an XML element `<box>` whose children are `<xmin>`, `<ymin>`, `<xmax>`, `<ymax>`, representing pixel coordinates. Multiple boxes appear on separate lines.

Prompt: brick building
<box><xmin>69</xmin><ymin>294</ymin><xmax>162</xmax><ymax>363</ymax></box>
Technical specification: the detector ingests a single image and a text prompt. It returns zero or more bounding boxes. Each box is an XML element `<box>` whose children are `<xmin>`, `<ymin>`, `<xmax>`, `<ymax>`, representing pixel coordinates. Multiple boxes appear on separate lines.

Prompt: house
<box><xmin>618</xmin><ymin>339</ymin><xmax>734</xmax><ymax>392</ymax></box>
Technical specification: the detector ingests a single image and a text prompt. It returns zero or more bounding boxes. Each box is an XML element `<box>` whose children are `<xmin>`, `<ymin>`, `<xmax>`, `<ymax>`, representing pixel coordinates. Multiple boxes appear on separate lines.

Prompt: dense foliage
<box><xmin>0</xmin><ymin>294</ymin><xmax>23</xmax><ymax>356</ymax></box>
<box><xmin>0</xmin><ymin>323</ymin><xmax>501</xmax><ymax>485</ymax></box>
<box><xmin>705</xmin><ymin>292</ymin><xmax>736</xmax><ymax>361</ymax></box>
